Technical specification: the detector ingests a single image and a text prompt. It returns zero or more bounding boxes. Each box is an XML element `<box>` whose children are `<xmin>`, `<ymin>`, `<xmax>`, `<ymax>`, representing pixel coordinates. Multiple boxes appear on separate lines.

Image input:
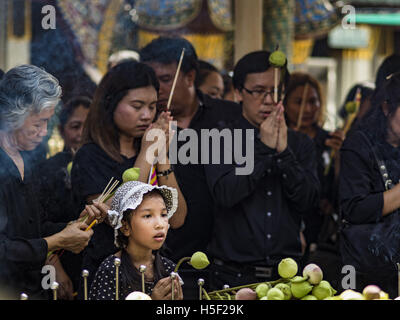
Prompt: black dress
<box><xmin>71</xmin><ymin>142</ymin><xmax>137</xmax><ymax>297</ymax></box>
<box><xmin>89</xmin><ymin>250</ymin><xmax>175</xmax><ymax>300</ymax></box>
<box><xmin>38</xmin><ymin>150</ymin><xmax>82</xmax><ymax>294</ymax></box>
<box><xmin>0</xmin><ymin>148</ymin><xmax>66</xmax><ymax>299</ymax></box>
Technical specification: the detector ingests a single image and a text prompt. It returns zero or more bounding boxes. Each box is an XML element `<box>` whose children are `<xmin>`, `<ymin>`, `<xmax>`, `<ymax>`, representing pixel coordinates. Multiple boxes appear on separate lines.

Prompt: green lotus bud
<box><xmin>190</xmin><ymin>251</ymin><xmax>210</xmax><ymax>270</ymax></box>
<box><xmin>362</xmin><ymin>285</ymin><xmax>381</xmax><ymax>300</ymax></box>
<box><xmin>345</xmin><ymin>101</ymin><xmax>357</xmax><ymax>114</ymax></box>
<box><xmin>290</xmin><ymin>280</ymin><xmax>313</xmax><ymax>299</ymax></box>
<box><xmin>67</xmin><ymin>161</ymin><xmax>73</xmax><ymax>176</ymax></box>
<box><xmin>255</xmin><ymin>283</ymin><xmax>270</xmax><ymax>299</ymax></box>
<box><xmin>267</xmin><ymin>288</ymin><xmax>285</xmax><ymax>300</ymax></box>
<box><xmin>269</xmin><ymin>50</ymin><xmax>287</xmax><ymax>68</ymax></box>
<box><xmin>122</xmin><ymin>167</ymin><xmax>140</xmax><ymax>182</ymax></box>
<box><xmin>278</xmin><ymin>258</ymin><xmax>298</xmax><ymax>279</ymax></box>
<box><xmin>260</xmin><ymin>296</ymin><xmax>268</xmax><ymax>300</ymax></box>
<box><xmin>290</xmin><ymin>276</ymin><xmax>308</xmax><ymax>283</ymax></box>
<box><xmin>340</xmin><ymin>289</ymin><xmax>365</xmax><ymax>300</ymax></box>
<box><xmin>312</xmin><ymin>280</ymin><xmax>333</xmax><ymax>300</ymax></box>
<box><xmin>235</xmin><ymin>288</ymin><xmax>257</xmax><ymax>300</ymax></box>
<box><xmin>274</xmin><ymin>283</ymin><xmax>292</xmax><ymax>300</ymax></box>
<box><xmin>302</xmin><ymin>263</ymin><xmax>323</xmax><ymax>285</ymax></box>
<box><xmin>379</xmin><ymin>291</ymin><xmax>389</xmax><ymax>300</ymax></box>
<box><xmin>301</xmin><ymin>295</ymin><xmax>318</xmax><ymax>300</ymax></box>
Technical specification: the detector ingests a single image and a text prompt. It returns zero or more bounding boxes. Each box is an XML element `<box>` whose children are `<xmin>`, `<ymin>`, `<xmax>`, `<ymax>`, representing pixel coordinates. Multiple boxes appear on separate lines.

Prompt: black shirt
<box><xmin>0</xmin><ymin>148</ymin><xmax>66</xmax><ymax>299</ymax></box>
<box><xmin>339</xmin><ymin>130</ymin><xmax>392</xmax><ymax>225</ymax></box>
<box><xmin>204</xmin><ymin>115</ymin><xmax>320</xmax><ymax>266</ymax></box>
<box><xmin>71</xmin><ymin>143</ymin><xmax>137</xmax><ymax>288</ymax></box>
<box><xmin>163</xmin><ymin>91</ymin><xmax>242</xmax><ymax>262</ymax></box>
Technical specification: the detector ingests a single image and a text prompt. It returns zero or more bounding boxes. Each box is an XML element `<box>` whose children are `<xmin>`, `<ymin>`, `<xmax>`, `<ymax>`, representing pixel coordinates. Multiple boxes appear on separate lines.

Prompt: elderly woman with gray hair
<box><xmin>0</xmin><ymin>65</ymin><xmax>107</xmax><ymax>299</ymax></box>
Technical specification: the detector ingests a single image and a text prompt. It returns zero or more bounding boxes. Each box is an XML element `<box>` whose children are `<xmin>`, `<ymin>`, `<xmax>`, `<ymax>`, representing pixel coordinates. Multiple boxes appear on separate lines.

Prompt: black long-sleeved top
<box><xmin>0</xmin><ymin>148</ymin><xmax>66</xmax><ymax>299</ymax></box>
<box><xmin>204</xmin><ymin>116</ymin><xmax>320</xmax><ymax>266</ymax></box>
<box><xmin>163</xmin><ymin>91</ymin><xmax>242</xmax><ymax>262</ymax></box>
<box><xmin>339</xmin><ymin>130</ymin><xmax>400</xmax><ymax>225</ymax></box>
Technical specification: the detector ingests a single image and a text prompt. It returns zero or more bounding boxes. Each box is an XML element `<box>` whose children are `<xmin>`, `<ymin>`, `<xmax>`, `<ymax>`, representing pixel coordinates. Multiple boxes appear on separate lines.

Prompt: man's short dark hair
<box><xmin>140</xmin><ymin>36</ymin><xmax>199</xmax><ymax>75</ymax></box>
<box><xmin>233</xmin><ymin>51</ymin><xmax>290</xmax><ymax>91</ymax></box>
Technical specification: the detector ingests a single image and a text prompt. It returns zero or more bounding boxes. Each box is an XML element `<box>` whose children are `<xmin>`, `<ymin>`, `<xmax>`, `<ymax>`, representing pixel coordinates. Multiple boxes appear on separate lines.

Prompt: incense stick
<box><xmin>296</xmin><ymin>82</ymin><xmax>309</xmax><ymax>130</ymax></box>
<box><xmin>166</xmin><ymin>48</ymin><xmax>185</xmax><ymax>110</ymax></box>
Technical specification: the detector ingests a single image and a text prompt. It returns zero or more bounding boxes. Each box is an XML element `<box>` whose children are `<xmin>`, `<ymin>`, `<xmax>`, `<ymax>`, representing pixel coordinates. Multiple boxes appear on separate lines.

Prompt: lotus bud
<box><xmin>302</xmin><ymin>263</ymin><xmax>323</xmax><ymax>285</ymax></box>
<box><xmin>312</xmin><ymin>280</ymin><xmax>333</xmax><ymax>300</ymax></box>
<box><xmin>290</xmin><ymin>280</ymin><xmax>313</xmax><ymax>299</ymax></box>
<box><xmin>278</xmin><ymin>258</ymin><xmax>298</xmax><ymax>279</ymax></box>
<box><xmin>125</xmin><ymin>291</ymin><xmax>152</xmax><ymax>300</ymax></box>
<box><xmin>274</xmin><ymin>283</ymin><xmax>292</xmax><ymax>300</ymax></box>
<box><xmin>122</xmin><ymin>167</ymin><xmax>140</xmax><ymax>183</ymax></box>
<box><xmin>235</xmin><ymin>288</ymin><xmax>257</xmax><ymax>300</ymax></box>
<box><xmin>340</xmin><ymin>289</ymin><xmax>365</xmax><ymax>300</ymax></box>
<box><xmin>269</xmin><ymin>50</ymin><xmax>287</xmax><ymax>68</ymax></box>
<box><xmin>362</xmin><ymin>285</ymin><xmax>381</xmax><ymax>300</ymax></box>
<box><xmin>190</xmin><ymin>251</ymin><xmax>210</xmax><ymax>270</ymax></box>
<box><xmin>255</xmin><ymin>283</ymin><xmax>270</xmax><ymax>299</ymax></box>
<box><xmin>345</xmin><ymin>101</ymin><xmax>357</xmax><ymax>114</ymax></box>
<box><xmin>301</xmin><ymin>295</ymin><xmax>318</xmax><ymax>300</ymax></box>
<box><xmin>267</xmin><ymin>288</ymin><xmax>285</xmax><ymax>300</ymax></box>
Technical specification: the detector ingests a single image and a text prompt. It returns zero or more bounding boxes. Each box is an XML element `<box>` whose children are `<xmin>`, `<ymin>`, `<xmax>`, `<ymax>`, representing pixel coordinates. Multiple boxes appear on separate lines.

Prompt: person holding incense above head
<box><xmin>0</xmin><ymin>65</ymin><xmax>104</xmax><ymax>300</ymax></box>
<box><xmin>89</xmin><ymin>181</ymin><xmax>182</xmax><ymax>300</ymax></box>
<box><xmin>203</xmin><ymin>51</ymin><xmax>320</xmax><ymax>290</ymax></box>
<box><xmin>339</xmin><ymin>71</ymin><xmax>400</xmax><ymax>298</ymax></box>
<box><xmin>140</xmin><ymin>36</ymin><xmax>241</xmax><ymax>299</ymax></box>
<box><xmin>283</xmin><ymin>72</ymin><xmax>344</xmax><ymax>284</ymax></box>
<box><xmin>38</xmin><ymin>96</ymin><xmax>91</xmax><ymax>299</ymax></box>
<box><xmin>195</xmin><ymin>60</ymin><xmax>224</xmax><ymax>100</ymax></box>
<box><xmin>71</xmin><ymin>61</ymin><xmax>187</xmax><ymax>298</ymax></box>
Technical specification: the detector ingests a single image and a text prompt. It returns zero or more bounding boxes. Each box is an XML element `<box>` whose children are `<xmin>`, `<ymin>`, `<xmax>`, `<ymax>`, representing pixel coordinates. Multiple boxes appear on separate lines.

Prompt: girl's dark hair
<box><xmin>283</xmin><ymin>72</ymin><xmax>324</xmax><ymax>126</ymax></box>
<box><xmin>59</xmin><ymin>96</ymin><xmax>91</xmax><ymax>130</ymax></box>
<box><xmin>195</xmin><ymin>60</ymin><xmax>220</xmax><ymax>88</ymax></box>
<box><xmin>115</xmin><ymin>189</ymin><xmax>164</xmax><ymax>249</ymax></box>
<box><xmin>360</xmin><ymin>71</ymin><xmax>400</xmax><ymax>141</ymax></box>
<box><xmin>82</xmin><ymin>61</ymin><xmax>159</xmax><ymax>163</ymax></box>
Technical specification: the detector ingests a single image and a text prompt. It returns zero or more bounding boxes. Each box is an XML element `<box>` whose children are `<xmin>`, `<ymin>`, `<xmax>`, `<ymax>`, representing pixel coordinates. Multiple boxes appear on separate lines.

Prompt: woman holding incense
<box><xmin>0</xmin><ymin>65</ymin><xmax>102</xmax><ymax>299</ymax></box>
<box><xmin>339</xmin><ymin>72</ymin><xmax>400</xmax><ymax>297</ymax></box>
<box><xmin>89</xmin><ymin>181</ymin><xmax>183</xmax><ymax>300</ymax></box>
<box><xmin>71</xmin><ymin>61</ymin><xmax>187</xmax><ymax>297</ymax></box>
<box><xmin>284</xmin><ymin>72</ymin><xmax>344</xmax><ymax>276</ymax></box>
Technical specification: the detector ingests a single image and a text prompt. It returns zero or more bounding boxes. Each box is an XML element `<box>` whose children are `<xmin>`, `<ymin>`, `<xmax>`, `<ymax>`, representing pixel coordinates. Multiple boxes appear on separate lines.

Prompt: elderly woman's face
<box><xmin>14</xmin><ymin>107</ymin><xmax>55</xmax><ymax>151</ymax></box>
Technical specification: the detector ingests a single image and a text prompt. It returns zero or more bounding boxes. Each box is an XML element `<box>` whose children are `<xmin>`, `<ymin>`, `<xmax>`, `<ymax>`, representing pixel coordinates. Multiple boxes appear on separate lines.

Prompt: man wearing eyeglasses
<box><xmin>204</xmin><ymin>51</ymin><xmax>320</xmax><ymax>290</ymax></box>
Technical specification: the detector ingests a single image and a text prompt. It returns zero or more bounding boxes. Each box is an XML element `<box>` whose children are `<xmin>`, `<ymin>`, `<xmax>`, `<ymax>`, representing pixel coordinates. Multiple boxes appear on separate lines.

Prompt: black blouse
<box><xmin>89</xmin><ymin>250</ymin><xmax>175</xmax><ymax>300</ymax></box>
<box><xmin>339</xmin><ymin>130</ymin><xmax>391</xmax><ymax>225</ymax></box>
<box><xmin>0</xmin><ymin>148</ymin><xmax>66</xmax><ymax>299</ymax></box>
<box><xmin>71</xmin><ymin>143</ymin><xmax>137</xmax><ymax>289</ymax></box>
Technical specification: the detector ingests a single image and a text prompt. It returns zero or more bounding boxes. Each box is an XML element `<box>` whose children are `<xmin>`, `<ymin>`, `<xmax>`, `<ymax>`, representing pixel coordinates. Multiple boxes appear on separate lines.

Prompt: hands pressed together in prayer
<box><xmin>260</xmin><ymin>101</ymin><xmax>287</xmax><ymax>153</ymax></box>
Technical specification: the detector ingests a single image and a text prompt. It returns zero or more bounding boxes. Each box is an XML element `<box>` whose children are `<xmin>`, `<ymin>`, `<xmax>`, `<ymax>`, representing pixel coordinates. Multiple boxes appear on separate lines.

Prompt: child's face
<box><xmin>125</xmin><ymin>192</ymin><xmax>169</xmax><ymax>251</ymax></box>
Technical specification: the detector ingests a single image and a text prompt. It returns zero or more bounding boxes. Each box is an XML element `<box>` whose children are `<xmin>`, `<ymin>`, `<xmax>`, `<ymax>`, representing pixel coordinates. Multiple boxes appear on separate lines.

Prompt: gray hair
<box><xmin>0</xmin><ymin>64</ymin><xmax>62</xmax><ymax>132</ymax></box>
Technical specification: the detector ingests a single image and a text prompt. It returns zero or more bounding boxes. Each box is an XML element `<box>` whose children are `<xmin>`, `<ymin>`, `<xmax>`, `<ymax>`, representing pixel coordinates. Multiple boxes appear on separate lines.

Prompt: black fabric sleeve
<box><xmin>88</xmin><ymin>256</ymin><xmax>116</xmax><ymax>300</ymax></box>
<box><xmin>339</xmin><ymin>131</ymin><xmax>384</xmax><ymax>224</ymax></box>
<box><xmin>0</xmin><ymin>192</ymin><xmax>48</xmax><ymax>266</ymax></box>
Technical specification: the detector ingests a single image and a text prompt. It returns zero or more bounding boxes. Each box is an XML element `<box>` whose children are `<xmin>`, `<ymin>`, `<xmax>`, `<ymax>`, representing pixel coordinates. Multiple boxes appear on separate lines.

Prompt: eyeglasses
<box><xmin>242</xmin><ymin>86</ymin><xmax>282</xmax><ymax>102</ymax></box>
